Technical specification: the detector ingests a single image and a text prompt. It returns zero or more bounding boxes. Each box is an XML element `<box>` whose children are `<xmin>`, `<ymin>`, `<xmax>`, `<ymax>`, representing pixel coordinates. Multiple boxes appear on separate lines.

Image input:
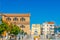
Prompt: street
<box><xmin>0</xmin><ymin>35</ymin><xmax>60</xmax><ymax>40</ymax></box>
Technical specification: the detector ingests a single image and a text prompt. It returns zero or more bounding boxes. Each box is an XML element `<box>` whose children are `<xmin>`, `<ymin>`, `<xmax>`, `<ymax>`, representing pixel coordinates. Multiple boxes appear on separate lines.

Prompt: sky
<box><xmin>0</xmin><ymin>0</ymin><xmax>60</xmax><ymax>26</ymax></box>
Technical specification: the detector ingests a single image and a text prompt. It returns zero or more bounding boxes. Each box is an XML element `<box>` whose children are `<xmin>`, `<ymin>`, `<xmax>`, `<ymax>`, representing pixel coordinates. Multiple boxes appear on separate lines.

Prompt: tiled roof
<box><xmin>47</xmin><ymin>22</ymin><xmax>54</xmax><ymax>24</ymax></box>
<box><xmin>3</xmin><ymin>14</ymin><xmax>30</xmax><ymax>17</ymax></box>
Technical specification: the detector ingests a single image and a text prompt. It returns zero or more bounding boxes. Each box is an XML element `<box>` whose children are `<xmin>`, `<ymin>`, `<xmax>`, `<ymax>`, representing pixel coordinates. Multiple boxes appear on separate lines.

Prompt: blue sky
<box><xmin>0</xmin><ymin>0</ymin><xmax>60</xmax><ymax>26</ymax></box>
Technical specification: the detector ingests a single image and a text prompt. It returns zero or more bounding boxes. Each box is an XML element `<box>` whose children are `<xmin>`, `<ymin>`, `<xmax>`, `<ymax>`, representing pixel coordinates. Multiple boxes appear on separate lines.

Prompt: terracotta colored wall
<box><xmin>2</xmin><ymin>14</ymin><xmax>30</xmax><ymax>34</ymax></box>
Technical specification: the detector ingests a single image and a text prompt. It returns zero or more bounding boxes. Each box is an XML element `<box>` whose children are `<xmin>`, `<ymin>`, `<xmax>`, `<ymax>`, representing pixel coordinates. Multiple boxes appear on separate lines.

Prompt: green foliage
<box><xmin>20</xmin><ymin>30</ymin><xmax>24</xmax><ymax>35</ymax></box>
<box><xmin>0</xmin><ymin>26</ymin><xmax>5</xmax><ymax>34</ymax></box>
<box><xmin>10</xmin><ymin>25</ymin><xmax>20</xmax><ymax>35</ymax></box>
<box><xmin>20</xmin><ymin>30</ymin><xmax>27</xmax><ymax>35</ymax></box>
<box><xmin>0</xmin><ymin>18</ymin><xmax>3</xmax><ymax>23</ymax></box>
<box><xmin>0</xmin><ymin>18</ymin><xmax>2</xmax><ymax>21</ymax></box>
<box><xmin>0</xmin><ymin>22</ymin><xmax>9</xmax><ymax>35</ymax></box>
<box><xmin>1</xmin><ymin>22</ymin><xmax>9</xmax><ymax>31</ymax></box>
<box><xmin>0</xmin><ymin>19</ymin><xmax>25</xmax><ymax>36</ymax></box>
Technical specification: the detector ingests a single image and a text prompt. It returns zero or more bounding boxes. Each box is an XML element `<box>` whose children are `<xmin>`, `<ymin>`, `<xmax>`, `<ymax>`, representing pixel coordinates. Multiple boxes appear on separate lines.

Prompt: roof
<box><xmin>47</xmin><ymin>22</ymin><xmax>54</xmax><ymax>24</ymax></box>
<box><xmin>3</xmin><ymin>14</ymin><xmax>30</xmax><ymax>17</ymax></box>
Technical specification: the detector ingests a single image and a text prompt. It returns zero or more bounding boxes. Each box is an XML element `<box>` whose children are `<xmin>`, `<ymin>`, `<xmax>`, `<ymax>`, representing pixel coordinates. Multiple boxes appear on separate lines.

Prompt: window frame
<box><xmin>20</xmin><ymin>25</ymin><xmax>25</xmax><ymax>28</ymax></box>
<box><xmin>13</xmin><ymin>17</ymin><xmax>18</xmax><ymax>21</ymax></box>
<box><xmin>6</xmin><ymin>17</ymin><xmax>11</xmax><ymax>21</ymax></box>
<box><xmin>20</xmin><ymin>17</ymin><xmax>25</xmax><ymax>21</ymax></box>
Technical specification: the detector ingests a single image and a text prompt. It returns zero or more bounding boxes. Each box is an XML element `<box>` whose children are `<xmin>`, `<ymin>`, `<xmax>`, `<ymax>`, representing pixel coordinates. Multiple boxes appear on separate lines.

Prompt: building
<box><xmin>2</xmin><ymin>14</ymin><xmax>30</xmax><ymax>34</ymax></box>
<box><xmin>42</xmin><ymin>22</ymin><xmax>55</xmax><ymax>38</ymax></box>
<box><xmin>31</xmin><ymin>24</ymin><xmax>41</xmax><ymax>36</ymax></box>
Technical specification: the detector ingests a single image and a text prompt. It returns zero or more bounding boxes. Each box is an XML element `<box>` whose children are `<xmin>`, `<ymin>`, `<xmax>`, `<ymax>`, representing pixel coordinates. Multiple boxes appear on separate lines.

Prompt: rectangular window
<box><xmin>50</xmin><ymin>28</ymin><xmax>54</xmax><ymax>30</ymax></box>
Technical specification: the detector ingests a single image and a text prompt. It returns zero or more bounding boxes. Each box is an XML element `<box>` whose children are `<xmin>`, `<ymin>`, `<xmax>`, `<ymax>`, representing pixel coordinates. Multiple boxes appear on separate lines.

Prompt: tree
<box><xmin>0</xmin><ymin>22</ymin><xmax>9</xmax><ymax>39</ymax></box>
<box><xmin>10</xmin><ymin>24</ymin><xmax>20</xmax><ymax>36</ymax></box>
<box><xmin>0</xmin><ymin>25</ymin><xmax>5</xmax><ymax>35</ymax></box>
<box><xmin>0</xmin><ymin>18</ymin><xmax>10</xmax><ymax>33</ymax></box>
<box><xmin>0</xmin><ymin>22</ymin><xmax>9</xmax><ymax>32</ymax></box>
<box><xmin>9</xmin><ymin>24</ymin><xmax>20</xmax><ymax>40</ymax></box>
<box><xmin>20</xmin><ymin>30</ymin><xmax>24</xmax><ymax>35</ymax></box>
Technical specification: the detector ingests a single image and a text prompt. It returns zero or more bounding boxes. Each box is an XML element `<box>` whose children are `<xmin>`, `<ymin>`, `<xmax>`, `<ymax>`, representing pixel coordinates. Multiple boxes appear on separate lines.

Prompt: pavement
<box><xmin>0</xmin><ymin>35</ymin><xmax>60</xmax><ymax>40</ymax></box>
<box><xmin>23</xmin><ymin>35</ymin><xmax>60</xmax><ymax>40</ymax></box>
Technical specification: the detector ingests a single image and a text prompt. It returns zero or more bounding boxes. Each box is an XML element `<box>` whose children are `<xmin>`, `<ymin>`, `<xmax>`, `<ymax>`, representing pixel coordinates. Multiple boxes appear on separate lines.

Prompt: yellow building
<box><xmin>31</xmin><ymin>24</ymin><xmax>41</xmax><ymax>36</ymax></box>
<box><xmin>2</xmin><ymin>14</ymin><xmax>30</xmax><ymax>34</ymax></box>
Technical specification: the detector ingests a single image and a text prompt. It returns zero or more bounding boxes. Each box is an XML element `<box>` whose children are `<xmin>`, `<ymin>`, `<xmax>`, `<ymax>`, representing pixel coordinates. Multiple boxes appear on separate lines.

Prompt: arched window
<box><xmin>6</xmin><ymin>17</ymin><xmax>11</xmax><ymax>21</ymax></box>
<box><xmin>34</xmin><ymin>29</ymin><xmax>38</xmax><ymax>35</ymax></box>
<box><xmin>20</xmin><ymin>25</ymin><xmax>25</xmax><ymax>28</ymax></box>
<box><xmin>20</xmin><ymin>17</ymin><xmax>25</xmax><ymax>21</ymax></box>
<box><xmin>13</xmin><ymin>17</ymin><xmax>18</xmax><ymax>21</ymax></box>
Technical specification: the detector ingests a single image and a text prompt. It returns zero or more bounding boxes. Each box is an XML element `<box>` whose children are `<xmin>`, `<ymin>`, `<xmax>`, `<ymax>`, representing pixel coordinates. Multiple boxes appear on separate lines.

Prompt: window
<box><xmin>35</xmin><ymin>31</ymin><xmax>37</xmax><ymax>33</ymax></box>
<box><xmin>13</xmin><ymin>17</ymin><xmax>18</xmax><ymax>21</ymax></box>
<box><xmin>50</xmin><ymin>28</ymin><xmax>54</xmax><ymax>30</ymax></box>
<box><xmin>47</xmin><ymin>25</ymin><xmax>48</xmax><ymax>26</ymax></box>
<box><xmin>50</xmin><ymin>25</ymin><xmax>52</xmax><ymax>26</ymax></box>
<box><xmin>20</xmin><ymin>17</ymin><xmax>25</xmax><ymax>21</ymax></box>
<box><xmin>20</xmin><ymin>25</ymin><xmax>25</xmax><ymax>28</ymax></box>
<box><xmin>6</xmin><ymin>17</ymin><xmax>11</xmax><ymax>21</ymax></box>
<box><xmin>52</xmin><ymin>34</ymin><xmax>55</xmax><ymax>36</ymax></box>
<box><xmin>34</xmin><ymin>31</ymin><xmax>38</xmax><ymax>35</ymax></box>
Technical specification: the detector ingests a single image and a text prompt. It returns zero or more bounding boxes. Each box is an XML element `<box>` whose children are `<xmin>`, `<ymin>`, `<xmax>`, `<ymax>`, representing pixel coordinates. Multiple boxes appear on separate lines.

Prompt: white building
<box><xmin>31</xmin><ymin>24</ymin><xmax>41</xmax><ymax>36</ymax></box>
<box><xmin>42</xmin><ymin>22</ymin><xmax>55</xmax><ymax>38</ymax></box>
